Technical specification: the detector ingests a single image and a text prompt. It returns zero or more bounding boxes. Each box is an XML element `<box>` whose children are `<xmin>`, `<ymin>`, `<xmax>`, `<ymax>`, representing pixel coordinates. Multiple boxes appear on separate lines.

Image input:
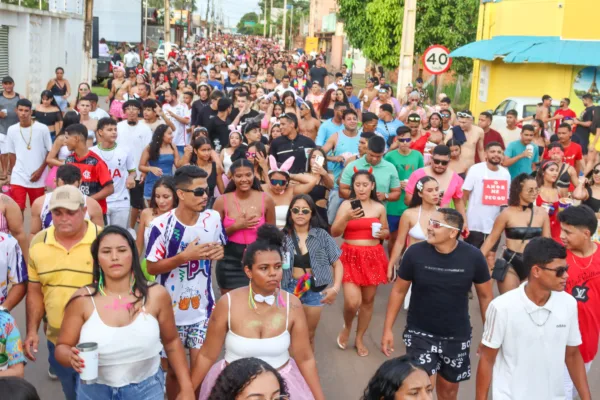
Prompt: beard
<box><xmin>488</xmin><ymin>158</ymin><xmax>501</xmax><ymax>166</ymax></box>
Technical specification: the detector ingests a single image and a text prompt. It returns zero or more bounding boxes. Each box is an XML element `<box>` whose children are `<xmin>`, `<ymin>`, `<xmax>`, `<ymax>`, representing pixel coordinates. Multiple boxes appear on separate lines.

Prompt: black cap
<box><xmin>2</xmin><ymin>76</ymin><xmax>14</xmax><ymax>84</ymax></box>
<box><xmin>380</xmin><ymin>104</ymin><xmax>394</xmax><ymax>114</ymax></box>
<box><xmin>415</xmin><ymin>77</ymin><xmax>424</xmax><ymax>83</ymax></box>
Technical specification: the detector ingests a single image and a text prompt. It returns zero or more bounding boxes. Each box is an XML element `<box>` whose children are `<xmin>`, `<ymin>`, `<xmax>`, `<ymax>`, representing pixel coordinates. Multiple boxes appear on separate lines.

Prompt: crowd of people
<box><xmin>0</xmin><ymin>34</ymin><xmax>598</xmax><ymax>400</ymax></box>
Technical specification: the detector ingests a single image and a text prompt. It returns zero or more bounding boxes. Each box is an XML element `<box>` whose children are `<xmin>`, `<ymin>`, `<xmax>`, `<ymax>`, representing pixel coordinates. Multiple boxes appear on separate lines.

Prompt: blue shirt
<box><xmin>348</xmin><ymin>95</ymin><xmax>361</xmax><ymax>111</ymax></box>
<box><xmin>505</xmin><ymin>140</ymin><xmax>539</xmax><ymax>178</ymax></box>
<box><xmin>316</xmin><ymin>119</ymin><xmax>343</xmax><ymax>146</ymax></box>
<box><xmin>207</xmin><ymin>80</ymin><xmax>223</xmax><ymax>91</ymax></box>
<box><xmin>376</xmin><ymin>119</ymin><xmax>404</xmax><ymax>145</ymax></box>
<box><xmin>0</xmin><ymin>311</ymin><xmax>25</xmax><ymax>367</ymax></box>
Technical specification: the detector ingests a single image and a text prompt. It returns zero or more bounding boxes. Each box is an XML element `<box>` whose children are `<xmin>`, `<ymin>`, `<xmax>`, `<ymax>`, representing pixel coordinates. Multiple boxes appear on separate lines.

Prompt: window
<box><xmin>494</xmin><ymin>100</ymin><xmax>510</xmax><ymax>116</ymax></box>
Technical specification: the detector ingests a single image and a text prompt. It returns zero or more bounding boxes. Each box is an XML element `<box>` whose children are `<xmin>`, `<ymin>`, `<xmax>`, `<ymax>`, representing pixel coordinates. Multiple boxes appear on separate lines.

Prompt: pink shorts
<box><xmin>109</xmin><ymin>100</ymin><xmax>125</xmax><ymax>119</ymax></box>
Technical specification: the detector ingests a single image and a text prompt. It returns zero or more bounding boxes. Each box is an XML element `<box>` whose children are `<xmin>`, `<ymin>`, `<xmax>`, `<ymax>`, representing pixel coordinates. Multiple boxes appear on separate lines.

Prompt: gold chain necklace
<box><xmin>570</xmin><ymin>249</ymin><xmax>595</xmax><ymax>270</ymax></box>
<box><xmin>19</xmin><ymin>125</ymin><xmax>32</xmax><ymax>150</ymax></box>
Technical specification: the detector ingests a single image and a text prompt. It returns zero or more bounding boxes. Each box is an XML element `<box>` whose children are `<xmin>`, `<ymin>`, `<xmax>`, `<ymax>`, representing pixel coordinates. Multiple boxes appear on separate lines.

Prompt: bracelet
<box><xmin>331</xmin><ymin>286</ymin><xmax>339</xmax><ymax>294</ymax></box>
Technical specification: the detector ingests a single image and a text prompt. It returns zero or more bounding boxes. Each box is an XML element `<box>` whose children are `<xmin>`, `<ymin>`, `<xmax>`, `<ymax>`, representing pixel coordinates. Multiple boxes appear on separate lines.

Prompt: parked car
<box><xmin>155</xmin><ymin>43</ymin><xmax>179</xmax><ymax>60</ymax></box>
<box><xmin>490</xmin><ymin>96</ymin><xmax>560</xmax><ymax>132</ymax></box>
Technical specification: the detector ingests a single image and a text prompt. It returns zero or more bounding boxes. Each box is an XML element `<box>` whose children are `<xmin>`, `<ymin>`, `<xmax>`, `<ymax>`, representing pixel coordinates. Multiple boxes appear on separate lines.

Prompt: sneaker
<box><xmin>48</xmin><ymin>366</ymin><xmax>58</xmax><ymax>380</ymax></box>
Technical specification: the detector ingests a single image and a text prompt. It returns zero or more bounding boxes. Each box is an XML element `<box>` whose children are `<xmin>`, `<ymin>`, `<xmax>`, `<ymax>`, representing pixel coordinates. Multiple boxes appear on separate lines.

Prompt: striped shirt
<box><xmin>282</xmin><ymin>227</ymin><xmax>341</xmax><ymax>287</ymax></box>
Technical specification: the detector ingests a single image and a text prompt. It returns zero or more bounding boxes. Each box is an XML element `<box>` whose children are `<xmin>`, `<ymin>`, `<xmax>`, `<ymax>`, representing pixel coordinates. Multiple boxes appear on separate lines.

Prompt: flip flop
<box><xmin>336</xmin><ymin>325</ymin><xmax>348</xmax><ymax>350</ymax></box>
<box><xmin>355</xmin><ymin>342</ymin><xmax>369</xmax><ymax>357</ymax></box>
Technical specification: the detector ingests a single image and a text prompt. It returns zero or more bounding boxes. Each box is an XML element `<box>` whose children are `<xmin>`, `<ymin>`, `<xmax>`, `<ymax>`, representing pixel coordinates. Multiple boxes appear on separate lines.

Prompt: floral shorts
<box><xmin>161</xmin><ymin>319</ymin><xmax>207</xmax><ymax>357</ymax></box>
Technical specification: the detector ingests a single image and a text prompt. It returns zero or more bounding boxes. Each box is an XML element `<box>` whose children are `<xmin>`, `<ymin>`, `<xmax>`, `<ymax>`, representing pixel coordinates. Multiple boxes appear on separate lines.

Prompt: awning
<box><xmin>450</xmin><ymin>36</ymin><xmax>600</xmax><ymax>66</ymax></box>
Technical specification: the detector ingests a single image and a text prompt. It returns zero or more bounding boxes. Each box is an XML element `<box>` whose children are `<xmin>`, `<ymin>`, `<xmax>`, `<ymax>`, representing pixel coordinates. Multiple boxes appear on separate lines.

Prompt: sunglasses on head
<box><xmin>291</xmin><ymin>207</ymin><xmax>311</xmax><ymax>215</ymax></box>
<box><xmin>429</xmin><ymin>219</ymin><xmax>459</xmax><ymax>231</ymax></box>
<box><xmin>538</xmin><ymin>264</ymin><xmax>569</xmax><ymax>277</ymax></box>
<box><xmin>270</xmin><ymin>179</ymin><xmax>288</xmax><ymax>186</ymax></box>
<box><xmin>457</xmin><ymin>112</ymin><xmax>473</xmax><ymax>119</ymax></box>
<box><xmin>408</xmin><ymin>116</ymin><xmax>421</xmax><ymax>123</ymax></box>
<box><xmin>397</xmin><ymin>137</ymin><xmax>411</xmax><ymax>143</ymax></box>
<box><xmin>178</xmin><ymin>187</ymin><xmax>207</xmax><ymax>197</ymax></box>
<box><xmin>432</xmin><ymin>158</ymin><xmax>449</xmax><ymax>166</ymax></box>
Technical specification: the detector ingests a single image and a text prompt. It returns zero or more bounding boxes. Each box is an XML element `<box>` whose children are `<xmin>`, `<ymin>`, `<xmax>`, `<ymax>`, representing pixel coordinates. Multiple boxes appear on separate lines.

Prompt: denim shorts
<box><xmin>77</xmin><ymin>367</ymin><xmax>165</xmax><ymax>400</ymax></box>
<box><xmin>282</xmin><ymin>278</ymin><xmax>324</xmax><ymax>307</ymax></box>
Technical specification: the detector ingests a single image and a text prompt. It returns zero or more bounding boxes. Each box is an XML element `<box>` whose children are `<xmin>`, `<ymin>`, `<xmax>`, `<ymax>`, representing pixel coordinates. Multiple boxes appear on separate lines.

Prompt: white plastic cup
<box><xmin>526</xmin><ymin>144</ymin><xmax>534</xmax><ymax>159</ymax></box>
<box><xmin>371</xmin><ymin>222</ymin><xmax>382</xmax><ymax>238</ymax></box>
<box><xmin>1</xmin><ymin>109</ymin><xmax>6</xmax><ymax>115</ymax></box>
<box><xmin>77</xmin><ymin>342</ymin><xmax>99</xmax><ymax>384</ymax></box>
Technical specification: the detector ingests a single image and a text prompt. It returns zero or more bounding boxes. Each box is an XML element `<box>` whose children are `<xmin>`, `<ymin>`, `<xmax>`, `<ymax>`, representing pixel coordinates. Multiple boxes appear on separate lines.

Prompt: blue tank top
<box><xmin>143</xmin><ymin>153</ymin><xmax>175</xmax><ymax>198</ymax></box>
<box><xmin>330</xmin><ymin>131</ymin><xmax>360</xmax><ymax>184</ymax></box>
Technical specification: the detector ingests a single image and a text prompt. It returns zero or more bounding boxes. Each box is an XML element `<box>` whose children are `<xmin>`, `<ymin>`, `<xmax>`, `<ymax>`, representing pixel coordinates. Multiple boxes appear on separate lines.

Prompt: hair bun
<box><xmin>256</xmin><ymin>224</ymin><xmax>284</xmax><ymax>247</ymax></box>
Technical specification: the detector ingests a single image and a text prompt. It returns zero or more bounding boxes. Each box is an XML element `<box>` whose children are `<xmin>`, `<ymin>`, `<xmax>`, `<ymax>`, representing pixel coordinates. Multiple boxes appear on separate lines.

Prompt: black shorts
<box><xmin>465</xmin><ymin>231</ymin><xmax>500</xmax><ymax>252</ymax></box>
<box><xmin>502</xmin><ymin>248</ymin><xmax>527</xmax><ymax>281</ymax></box>
<box><xmin>130</xmin><ymin>180</ymin><xmax>146</xmax><ymax>210</ymax></box>
<box><xmin>403</xmin><ymin>327</ymin><xmax>472</xmax><ymax>383</ymax></box>
<box><xmin>575</xmin><ymin>130</ymin><xmax>590</xmax><ymax>155</ymax></box>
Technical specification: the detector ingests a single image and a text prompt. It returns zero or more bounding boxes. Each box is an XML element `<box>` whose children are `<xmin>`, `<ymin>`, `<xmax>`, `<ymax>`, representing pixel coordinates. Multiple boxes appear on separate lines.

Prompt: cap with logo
<box><xmin>49</xmin><ymin>186</ymin><xmax>85</xmax><ymax>212</ymax></box>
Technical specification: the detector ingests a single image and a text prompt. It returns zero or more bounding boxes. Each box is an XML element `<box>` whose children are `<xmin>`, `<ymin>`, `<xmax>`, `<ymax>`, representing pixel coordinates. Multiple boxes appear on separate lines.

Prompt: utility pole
<box><xmin>210</xmin><ymin>0</ymin><xmax>215</xmax><ymax>37</ymax></box>
<box><xmin>205</xmin><ymin>0</ymin><xmax>210</xmax><ymax>38</ymax></box>
<box><xmin>269</xmin><ymin>0</ymin><xmax>273</xmax><ymax>38</ymax></box>
<box><xmin>263</xmin><ymin>0</ymin><xmax>267</xmax><ymax>37</ymax></box>
<box><xmin>396</xmin><ymin>0</ymin><xmax>416</xmax><ymax>97</ymax></box>
<box><xmin>282</xmin><ymin>0</ymin><xmax>287</xmax><ymax>48</ymax></box>
<box><xmin>164</xmin><ymin>0</ymin><xmax>171</xmax><ymax>54</ymax></box>
<box><xmin>143</xmin><ymin>0</ymin><xmax>148</xmax><ymax>51</ymax></box>
<box><xmin>288</xmin><ymin>5</ymin><xmax>294</xmax><ymax>50</ymax></box>
<box><xmin>82</xmin><ymin>0</ymin><xmax>94</xmax><ymax>84</ymax></box>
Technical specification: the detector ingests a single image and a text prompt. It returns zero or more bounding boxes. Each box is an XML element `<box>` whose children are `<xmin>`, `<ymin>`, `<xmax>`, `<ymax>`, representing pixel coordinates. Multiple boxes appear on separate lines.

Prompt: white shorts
<box><xmin>563</xmin><ymin>361</ymin><xmax>592</xmax><ymax>399</ymax></box>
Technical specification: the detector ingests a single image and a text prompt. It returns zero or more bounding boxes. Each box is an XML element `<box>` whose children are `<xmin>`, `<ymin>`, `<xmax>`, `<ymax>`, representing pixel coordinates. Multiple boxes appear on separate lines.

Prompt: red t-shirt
<box><xmin>565</xmin><ymin>247</ymin><xmax>600</xmax><ymax>363</ymax></box>
<box><xmin>554</xmin><ymin>108</ymin><xmax>577</xmax><ymax>132</ymax></box>
<box><xmin>475</xmin><ymin>129</ymin><xmax>506</xmax><ymax>163</ymax></box>
<box><xmin>65</xmin><ymin>152</ymin><xmax>113</xmax><ymax>214</ymax></box>
<box><xmin>542</xmin><ymin>141</ymin><xmax>582</xmax><ymax>168</ymax></box>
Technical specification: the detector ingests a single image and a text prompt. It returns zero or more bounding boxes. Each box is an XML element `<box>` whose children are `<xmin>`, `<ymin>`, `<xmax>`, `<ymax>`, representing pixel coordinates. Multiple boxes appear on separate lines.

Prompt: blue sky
<box><xmin>195</xmin><ymin>0</ymin><xmax>261</xmax><ymax>27</ymax></box>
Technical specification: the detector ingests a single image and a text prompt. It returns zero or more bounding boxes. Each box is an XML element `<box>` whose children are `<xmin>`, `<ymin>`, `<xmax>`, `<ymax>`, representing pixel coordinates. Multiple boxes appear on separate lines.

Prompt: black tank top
<box><xmin>583</xmin><ymin>186</ymin><xmax>600</xmax><ymax>213</ymax></box>
<box><xmin>51</xmin><ymin>80</ymin><xmax>67</xmax><ymax>96</ymax></box>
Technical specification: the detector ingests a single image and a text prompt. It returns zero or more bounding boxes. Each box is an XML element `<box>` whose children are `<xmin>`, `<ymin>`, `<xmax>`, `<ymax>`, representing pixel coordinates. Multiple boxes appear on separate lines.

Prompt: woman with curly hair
<box><xmin>362</xmin><ymin>356</ymin><xmax>433</xmax><ymax>400</ymax></box>
<box><xmin>208</xmin><ymin>357</ymin><xmax>288</xmax><ymax>400</ymax></box>
<box><xmin>480</xmin><ymin>173</ymin><xmax>550</xmax><ymax>293</ymax></box>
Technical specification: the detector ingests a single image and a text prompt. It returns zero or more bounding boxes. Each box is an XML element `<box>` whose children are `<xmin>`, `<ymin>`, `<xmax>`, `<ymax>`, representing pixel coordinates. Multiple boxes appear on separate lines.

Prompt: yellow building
<box><xmin>450</xmin><ymin>0</ymin><xmax>600</xmax><ymax>116</ymax></box>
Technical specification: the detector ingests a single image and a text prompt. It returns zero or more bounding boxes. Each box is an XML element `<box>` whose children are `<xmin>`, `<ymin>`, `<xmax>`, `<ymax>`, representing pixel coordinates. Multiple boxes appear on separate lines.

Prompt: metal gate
<box><xmin>0</xmin><ymin>26</ymin><xmax>8</xmax><ymax>89</ymax></box>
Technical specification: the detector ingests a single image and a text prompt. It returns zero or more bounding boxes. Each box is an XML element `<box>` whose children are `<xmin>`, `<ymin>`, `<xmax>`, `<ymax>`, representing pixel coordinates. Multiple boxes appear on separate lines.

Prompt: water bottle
<box><xmin>214</xmin><ymin>139</ymin><xmax>221</xmax><ymax>153</ymax></box>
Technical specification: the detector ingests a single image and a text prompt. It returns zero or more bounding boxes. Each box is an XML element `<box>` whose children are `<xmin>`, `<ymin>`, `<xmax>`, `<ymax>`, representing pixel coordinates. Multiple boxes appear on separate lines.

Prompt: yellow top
<box><xmin>28</xmin><ymin>221</ymin><xmax>101</xmax><ymax>344</ymax></box>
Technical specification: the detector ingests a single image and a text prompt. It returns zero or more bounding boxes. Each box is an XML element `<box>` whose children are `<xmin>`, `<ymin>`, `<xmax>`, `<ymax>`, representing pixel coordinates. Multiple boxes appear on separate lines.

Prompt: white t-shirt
<box><xmin>462</xmin><ymin>162</ymin><xmax>511</xmax><ymax>234</ymax></box>
<box><xmin>0</xmin><ymin>232</ymin><xmax>26</xmax><ymax>305</ymax></box>
<box><xmin>90</xmin><ymin>144</ymin><xmax>135</xmax><ymax>208</ymax></box>
<box><xmin>497</xmin><ymin>125</ymin><xmax>521</xmax><ymax>145</ymax></box>
<box><xmin>89</xmin><ymin>108</ymin><xmax>110</xmax><ymax>120</ymax></box>
<box><xmin>482</xmin><ymin>283</ymin><xmax>582</xmax><ymax>400</ymax></box>
<box><xmin>274</xmin><ymin>85</ymin><xmax>297</xmax><ymax>96</ymax></box>
<box><xmin>5</xmin><ymin>121</ymin><xmax>52</xmax><ymax>188</ymax></box>
<box><xmin>162</xmin><ymin>103</ymin><xmax>191</xmax><ymax>146</ymax></box>
<box><xmin>116</xmin><ymin>120</ymin><xmax>152</xmax><ymax>180</ymax></box>
<box><xmin>145</xmin><ymin>209</ymin><xmax>225</xmax><ymax>326</ymax></box>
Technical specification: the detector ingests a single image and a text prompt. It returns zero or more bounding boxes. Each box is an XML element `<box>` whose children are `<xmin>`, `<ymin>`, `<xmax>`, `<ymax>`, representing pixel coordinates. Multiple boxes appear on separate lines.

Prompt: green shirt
<box><xmin>383</xmin><ymin>150</ymin><xmax>424</xmax><ymax>216</ymax></box>
<box><xmin>340</xmin><ymin>155</ymin><xmax>400</xmax><ymax>196</ymax></box>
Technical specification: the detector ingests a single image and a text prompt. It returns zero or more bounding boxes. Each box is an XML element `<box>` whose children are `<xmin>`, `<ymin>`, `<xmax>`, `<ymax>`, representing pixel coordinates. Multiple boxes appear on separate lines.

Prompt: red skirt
<box><xmin>341</xmin><ymin>243</ymin><xmax>388</xmax><ymax>286</ymax></box>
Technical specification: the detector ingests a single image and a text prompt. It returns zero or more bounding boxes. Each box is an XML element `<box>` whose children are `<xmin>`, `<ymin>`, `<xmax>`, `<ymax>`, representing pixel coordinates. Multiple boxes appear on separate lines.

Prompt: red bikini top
<box><xmin>344</xmin><ymin>218</ymin><xmax>380</xmax><ymax>240</ymax></box>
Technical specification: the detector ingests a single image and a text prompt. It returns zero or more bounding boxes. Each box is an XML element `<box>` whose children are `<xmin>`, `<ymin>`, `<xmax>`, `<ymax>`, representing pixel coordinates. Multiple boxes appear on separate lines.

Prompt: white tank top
<box><xmin>223</xmin><ymin>149</ymin><xmax>233</xmax><ymax>174</ymax></box>
<box><xmin>275</xmin><ymin>205</ymin><xmax>289</xmax><ymax>229</ymax></box>
<box><xmin>58</xmin><ymin>145</ymin><xmax>70</xmax><ymax>160</ymax></box>
<box><xmin>79</xmin><ymin>287</ymin><xmax>163</xmax><ymax>387</ymax></box>
<box><xmin>40</xmin><ymin>193</ymin><xmax>90</xmax><ymax>229</ymax></box>
<box><xmin>224</xmin><ymin>292</ymin><xmax>291</xmax><ymax>369</ymax></box>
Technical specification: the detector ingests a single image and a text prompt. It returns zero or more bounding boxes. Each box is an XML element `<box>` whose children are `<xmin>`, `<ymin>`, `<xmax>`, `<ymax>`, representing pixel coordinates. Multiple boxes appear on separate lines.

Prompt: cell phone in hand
<box><xmin>315</xmin><ymin>155</ymin><xmax>325</xmax><ymax>167</ymax></box>
<box><xmin>350</xmin><ymin>199</ymin><xmax>364</xmax><ymax>217</ymax></box>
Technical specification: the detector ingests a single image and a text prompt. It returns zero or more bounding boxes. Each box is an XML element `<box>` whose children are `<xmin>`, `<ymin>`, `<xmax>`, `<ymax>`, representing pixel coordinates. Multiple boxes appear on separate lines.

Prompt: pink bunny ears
<box><xmin>268</xmin><ymin>155</ymin><xmax>295</xmax><ymax>176</ymax></box>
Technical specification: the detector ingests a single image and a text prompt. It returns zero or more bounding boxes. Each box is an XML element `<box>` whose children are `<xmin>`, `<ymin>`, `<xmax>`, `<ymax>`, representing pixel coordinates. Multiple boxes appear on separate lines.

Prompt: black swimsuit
<box><xmin>583</xmin><ymin>186</ymin><xmax>600</xmax><ymax>213</ymax></box>
<box><xmin>33</xmin><ymin>110</ymin><xmax>62</xmax><ymax>129</ymax></box>
<box><xmin>556</xmin><ymin>164</ymin><xmax>571</xmax><ymax>189</ymax></box>
<box><xmin>50</xmin><ymin>80</ymin><xmax>67</xmax><ymax>96</ymax></box>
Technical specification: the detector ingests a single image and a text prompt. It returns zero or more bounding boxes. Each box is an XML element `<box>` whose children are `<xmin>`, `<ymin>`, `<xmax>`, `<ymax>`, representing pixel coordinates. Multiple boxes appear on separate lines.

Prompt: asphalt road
<box><xmin>11</xmin><ymin>97</ymin><xmax>600</xmax><ymax>398</ymax></box>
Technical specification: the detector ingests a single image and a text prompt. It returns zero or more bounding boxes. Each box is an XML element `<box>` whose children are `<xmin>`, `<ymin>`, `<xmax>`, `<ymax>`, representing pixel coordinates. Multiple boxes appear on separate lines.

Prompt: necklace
<box><xmin>96</xmin><ymin>144</ymin><xmax>116</xmax><ymax>162</ymax></box>
<box><xmin>570</xmin><ymin>249</ymin><xmax>595</xmax><ymax>270</ymax></box>
<box><xmin>19</xmin><ymin>125</ymin><xmax>33</xmax><ymax>150</ymax></box>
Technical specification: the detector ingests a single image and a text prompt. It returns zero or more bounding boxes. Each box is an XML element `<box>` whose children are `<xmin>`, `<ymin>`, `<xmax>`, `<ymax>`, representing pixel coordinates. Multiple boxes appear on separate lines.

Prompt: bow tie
<box><xmin>254</xmin><ymin>294</ymin><xmax>275</xmax><ymax>306</ymax></box>
<box><xmin>522</xmin><ymin>203</ymin><xmax>534</xmax><ymax>211</ymax></box>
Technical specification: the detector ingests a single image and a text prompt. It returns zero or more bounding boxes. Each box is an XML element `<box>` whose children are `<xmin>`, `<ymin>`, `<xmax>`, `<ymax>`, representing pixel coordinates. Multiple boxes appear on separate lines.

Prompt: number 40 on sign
<box><xmin>422</xmin><ymin>45</ymin><xmax>452</xmax><ymax>75</ymax></box>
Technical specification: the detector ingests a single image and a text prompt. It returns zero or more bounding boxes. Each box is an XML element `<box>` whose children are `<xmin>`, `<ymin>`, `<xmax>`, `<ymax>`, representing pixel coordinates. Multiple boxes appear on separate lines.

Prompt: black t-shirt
<box><xmin>269</xmin><ymin>133</ymin><xmax>316</xmax><ymax>174</ymax></box>
<box><xmin>574</xmin><ymin>106</ymin><xmax>594</xmax><ymax>139</ymax></box>
<box><xmin>207</xmin><ymin>115</ymin><xmax>231</xmax><ymax>151</ymax></box>
<box><xmin>398</xmin><ymin>241</ymin><xmax>491</xmax><ymax>338</ymax></box>
<box><xmin>224</xmin><ymin>81</ymin><xmax>241</xmax><ymax>96</ymax></box>
<box><xmin>309</xmin><ymin>67</ymin><xmax>328</xmax><ymax>88</ymax></box>
<box><xmin>191</xmin><ymin>99</ymin><xmax>210</xmax><ymax>127</ymax></box>
<box><xmin>197</xmin><ymin>106</ymin><xmax>218</xmax><ymax>130</ymax></box>
<box><xmin>230</xmin><ymin>109</ymin><xmax>259</xmax><ymax>128</ymax></box>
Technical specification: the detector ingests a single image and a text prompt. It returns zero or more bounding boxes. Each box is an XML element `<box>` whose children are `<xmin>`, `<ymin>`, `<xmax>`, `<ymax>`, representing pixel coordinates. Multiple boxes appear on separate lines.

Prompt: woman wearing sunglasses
<box><xmin>573</xmin><ymin>161</ymin><xmax>600</xmax><ymax>217</ymax></box>
<box><xmin>536</xmin><ymin>160</ymin><xmax>562</xmax><ymax>243</ymax></box>
<box><xmin>547</xmin><ymin>142</ymin><xmax>578</xmax><ymax>198</ymax></box>
<box><xmin>194</xmin><ymin>225</ymin><xmax>325</xmax><ymax>400</ymax></box>
<box><xmin>281</xmin><ymin>195</ymin><xmax>343</xmax><ymax>349</ymax></box>
<box><xmin>480</xmin><ymin>173</ymin><xmax>550</xmax><ymax>294</ymax></box>
<box><xmin>263</xmin><ymin>156</ymin><xmax>321</xmax><ymax>229</ymax></box>
<box><xmin>331</xmin><ymin>170</ymin><xmax>389</xmax><ymax>357</ymax></box>
<box><xmin>410</xmin><ymin>112</ymin><xmax>446</xmax><ymax>163</ymax></box>
<box><xmin>387</xmin><ymin>176</ymin><xmax>439</xmax><ymax>306</ymax></box>
<box><xmin>244</xmin><ymin>141</ymin><xmax>270</xmax><ymax>184</ymax></box>
<box><xmin>213</xmin><ymin>159</ymin><xmax>276</xmax><ymax>293</ymax></box>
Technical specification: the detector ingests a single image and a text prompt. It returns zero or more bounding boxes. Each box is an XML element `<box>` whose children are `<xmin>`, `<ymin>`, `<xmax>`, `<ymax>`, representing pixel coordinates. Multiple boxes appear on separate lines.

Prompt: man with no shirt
<box><xmin>451</xmin><ymin>111</ymin><xmax>485</xmax><ymax>170</ymax></box>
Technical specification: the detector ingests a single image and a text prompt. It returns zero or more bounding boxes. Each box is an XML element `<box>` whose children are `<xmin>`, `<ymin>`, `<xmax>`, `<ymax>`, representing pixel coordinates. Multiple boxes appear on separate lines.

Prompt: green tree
<box><xmin>338</xmin><ymin>0</ymin><xmax>478</xmax><ymax>74</ymax></box>
<box><xmin>237</xmin><ymin>12</ymin><xmax>260</xmax><ymax>35</ymax></box>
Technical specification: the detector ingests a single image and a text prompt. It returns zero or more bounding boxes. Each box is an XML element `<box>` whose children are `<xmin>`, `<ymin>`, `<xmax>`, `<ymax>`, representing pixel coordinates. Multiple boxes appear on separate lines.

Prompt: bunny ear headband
<box><xmin>268</xmin><ymin>155</ymin><xmax>295</xmax><ymax>176</ymax></box>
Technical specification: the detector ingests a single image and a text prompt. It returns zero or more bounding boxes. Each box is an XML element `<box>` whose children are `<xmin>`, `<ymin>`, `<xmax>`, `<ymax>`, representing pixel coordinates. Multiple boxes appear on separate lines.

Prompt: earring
<box><xmin>248</xmin><ymin>280</ymin><xmax>257</xmax><ymax>311</ymax></box>
<box><xmin>129</xmin><ymin>272</ymin><xmax>136</xmax><ymax>295</ymax></box>
<box><xmin>98</xmin><ymin>270</ymin><xmax>106</xmax><ymax>296</ymax></box>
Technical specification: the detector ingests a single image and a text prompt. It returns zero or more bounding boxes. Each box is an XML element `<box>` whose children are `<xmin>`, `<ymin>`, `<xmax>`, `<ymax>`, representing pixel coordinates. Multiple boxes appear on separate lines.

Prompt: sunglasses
<box><xmin>270</xmin><ymin>179</ymin><xmax>288</xmax><ymax>186</ymax></box>
<box><xmin>408</xmin><ymin>116</ymin><xmax>421</xmax><ymax>122</ymax></box>
<box><xmin>410</xmin><ymin>99</ymin><xmax>419</xmax><ymax>102</ymax></box>
<box><xmin>178</xmin><ymin>187</ymin><xmax>207</xmax><ymax>197</ymax></box>
<box><xmin>441</xmin><ymin>113</ymin><xmax>451</xmax><ymax>118</ymax></box>
<box><xmin>538</xmin><ymin>264</ymin><xmax>569</xmax><ymax>277</ymax></box>
<box><xmin>246</xmin><ymin>152</ymin><xmax>256</xmax><ymax>158</ymax></box>
<box><xmin>291</xmin><ymin>207</ymin><xmax>311</xmax><ymax>215</ymax></box>
<box><xmin>593</xmin><ymin>169</ymin><xmax>600</xmax><ymax>175</ymax></box>
<box><xmin>397</xmin><ymin>137</ymin><xmax>411</xmax><ymax>143</ymax></box>
<box><xmin>457</xmin><ymin>112</ymin><xmax>473</xmax><ymax>119</ymax></box>
<box><xmin>429</xmin><ymin>219</ymin><xmax>460</xmax><ymax>231</ymax></box>
<box><xmin>432</xmin><ymin>159</ymin><xmax>449</xmax><ymax>166</ymax></box>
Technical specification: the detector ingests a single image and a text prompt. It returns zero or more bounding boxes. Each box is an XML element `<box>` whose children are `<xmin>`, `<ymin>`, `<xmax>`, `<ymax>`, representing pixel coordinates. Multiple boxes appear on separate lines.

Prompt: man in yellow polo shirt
<box><xmin>24</xmin><ymin>185</ymin><xmax>101</xmax><ymax>400</ymax></box>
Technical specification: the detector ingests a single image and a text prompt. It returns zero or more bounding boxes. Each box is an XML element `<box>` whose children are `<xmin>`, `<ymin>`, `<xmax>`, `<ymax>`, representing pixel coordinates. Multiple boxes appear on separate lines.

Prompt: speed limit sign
<box><xmin>422</xmin><ymin>45</ymin><xmax>452</xmax><ymax>75</ymax></box>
